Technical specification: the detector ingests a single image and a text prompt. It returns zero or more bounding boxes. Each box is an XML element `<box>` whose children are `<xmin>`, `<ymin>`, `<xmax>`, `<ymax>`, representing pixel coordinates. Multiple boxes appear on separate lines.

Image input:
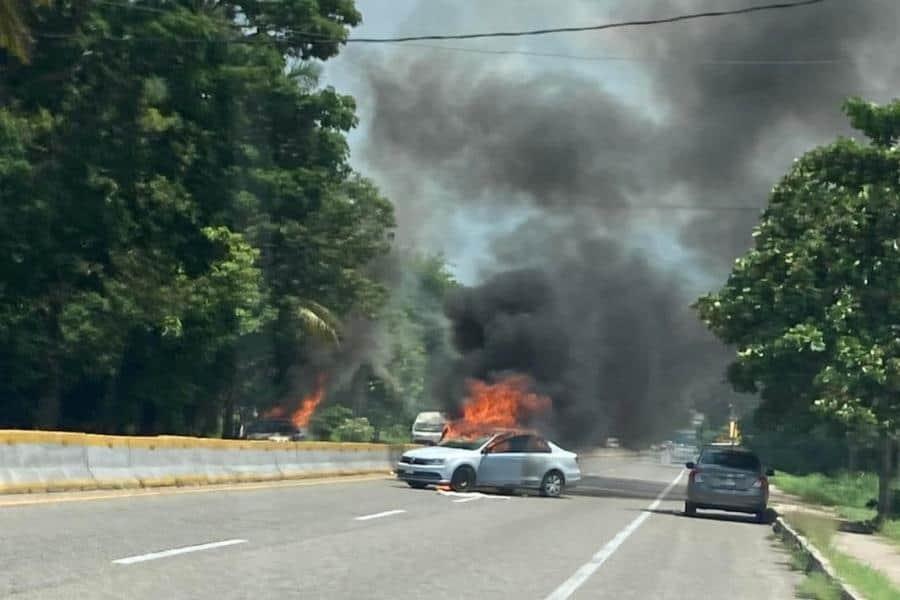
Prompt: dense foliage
<box><xmin>0</xmin><ymin>0</ymin><xmax>456</xmax><ymax>438</ymax></box>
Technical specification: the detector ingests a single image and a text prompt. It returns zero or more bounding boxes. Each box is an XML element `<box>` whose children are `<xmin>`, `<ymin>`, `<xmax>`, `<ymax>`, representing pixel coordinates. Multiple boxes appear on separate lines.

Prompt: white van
<box><xmin>411</xmin><ymin>411</ymin><xmax>448</xmax><ymax>445</ymax></box>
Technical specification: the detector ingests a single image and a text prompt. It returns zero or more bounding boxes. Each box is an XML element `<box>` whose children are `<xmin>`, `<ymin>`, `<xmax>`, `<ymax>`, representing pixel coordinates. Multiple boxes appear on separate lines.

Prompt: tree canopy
<box><xmin>0</xmin><ymin>0</ymin><xmax>404</xmax><ymax>436</ymax></box>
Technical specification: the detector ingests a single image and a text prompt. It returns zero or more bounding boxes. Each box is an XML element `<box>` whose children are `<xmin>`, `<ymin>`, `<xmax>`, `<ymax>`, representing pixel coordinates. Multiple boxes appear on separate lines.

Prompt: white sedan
<box><xmin>395</xmin><ymin>431</ymin><xmax>581</xmax><ymax>497</ymax></box>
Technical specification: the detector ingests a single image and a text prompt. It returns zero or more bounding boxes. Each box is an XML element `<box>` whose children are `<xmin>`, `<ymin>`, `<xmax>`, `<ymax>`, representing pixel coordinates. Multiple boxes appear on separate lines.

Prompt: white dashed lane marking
<box><xmin>354</xmin><ymin>509</ymin><xmax>407</xmax><ymax>521</ymax></box>
<box><xmin>112</xmin><ymin>539</ymin><xmax>248</xmax><ymax>565</ymax></box>
<box><xmin>544</xmin><ymin>470</ymin><xmax>685</xmax><ymax>600</ymax></box>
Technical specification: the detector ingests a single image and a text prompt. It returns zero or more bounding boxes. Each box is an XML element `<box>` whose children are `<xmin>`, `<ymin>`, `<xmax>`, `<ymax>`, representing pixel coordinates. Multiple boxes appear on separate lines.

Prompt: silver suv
<box><xmin>410</xmin><ymin>411</ymin><xmax>447</xmax><ymax>445</ymax></box>
<box><xmin>685</xmin><ymin>446</ymin><xmax>773</xmax><ymax>522</ymax></box>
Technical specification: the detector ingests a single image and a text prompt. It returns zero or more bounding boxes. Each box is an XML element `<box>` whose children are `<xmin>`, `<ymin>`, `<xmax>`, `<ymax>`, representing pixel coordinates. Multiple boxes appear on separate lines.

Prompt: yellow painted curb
<box><xmin>45</xmin><ymin>479</ymin><xmax>95</xmax><ymax>493</ymax></box>
<box><xmin>138</xmin><ymin>476</ymin><xmax>178</xmax><ymax>488</ymax></box>
<box><xmin>88</xmin><ymin>478</ymin><xmax>142</xmax><ymax>490</ymax></box>
<box><xmin>0</xmin><ymin>429</ymin><xmax>415</xmax><ymax>453</ymax></box>
<box><xmin>173</xmin><ymin>475</ymin><xmax>209</xmax><ymax>487</ymax></box>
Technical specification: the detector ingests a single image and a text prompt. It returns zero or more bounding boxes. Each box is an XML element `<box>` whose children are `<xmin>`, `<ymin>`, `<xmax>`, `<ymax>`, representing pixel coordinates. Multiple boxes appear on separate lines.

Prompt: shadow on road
<box><xmin>838</xmin><ymin>520</ymin><xmax>876</xmax><ymax>534</ymax></box>
<box><xmin>568</xmin><ymin>475</ymin><xmax>687</xmax><ymax>501</ymax></box>
<box><xmin>640</xmin><ymin>507</ymin><xmax>778</xmax><ymax>526</ymax></box>
<box><xmin>390</xmin><ymin>474</ymin><xmax>692</xmax><ymax>502</ymax></box>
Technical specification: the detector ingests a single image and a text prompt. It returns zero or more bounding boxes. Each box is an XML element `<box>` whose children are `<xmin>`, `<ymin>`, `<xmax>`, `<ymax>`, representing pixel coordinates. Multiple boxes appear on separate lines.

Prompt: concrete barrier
<box><xmin>0</xmin><ymin>430</ymin><xmax>409</xmax><ymax>495</ymax></box>
<box><xmin>277</xmin><ymin>444</ymin><xmax>394</xmax><ymax>477</ymax></box>
<box><xmin>199</xmin><ymin>446</ymin><xmax>236</xmax><ymax>484</ymax></box>
<box><xmin>221</xmin><ymin>447</ymin><xmax>282</xmax><ymax>482</ymax></box>
<box><xmin>129</xmin><ymin>447</ymin><xmax>194</xmax><ymax>487</ymax></box>
<box><xmin>83</xmin><ymin>434</ymin><xmax>140</xmax><ymax>489</ymax></box>
<box><xmin>0</xmin><ymin>431</ymin><xmax>95</xmax><ymax>493</ymax></box>
<box><xmin>276</xmin><ymin>446</ymin><xmax>314</xmax><ymax>477</ymax></box>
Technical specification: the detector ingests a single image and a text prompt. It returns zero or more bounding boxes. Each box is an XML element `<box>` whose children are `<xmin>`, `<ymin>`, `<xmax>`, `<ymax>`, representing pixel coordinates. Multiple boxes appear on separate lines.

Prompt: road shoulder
<box><xmin>771</xmin><ymin>485</ymin><xmax>900</xmax><ymax>597</ymax></box>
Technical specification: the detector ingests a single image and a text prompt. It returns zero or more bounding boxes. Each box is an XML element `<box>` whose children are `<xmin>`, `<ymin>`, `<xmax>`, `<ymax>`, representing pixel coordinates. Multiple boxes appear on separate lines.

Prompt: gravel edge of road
<box><xmin>773</xmin><ymin>516</ymin><xmax>864</xmax><ymax>600</ymax></box>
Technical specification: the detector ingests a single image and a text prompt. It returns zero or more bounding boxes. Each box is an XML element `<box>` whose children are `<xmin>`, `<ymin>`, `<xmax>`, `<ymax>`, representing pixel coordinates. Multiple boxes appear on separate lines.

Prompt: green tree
<box><xmin>0</xmin><ymin>0</ymin><xmax>394</xmax><ymax>434</ymax></box>
<box><xmin>308</xmin><ymin>404</ymin><xmax>352</xmax><ymax>440</ymax></box>
<box><xmin>696</xmin><ymin>98</ymin><xmax>900</xmax><ymax>524</ymax></box>
<box><xmin>376</xmin><ymin>252</ymin><xmax>457</xmax><ymax>418</ymax></box>
<box><xmin>319</xmin><ymin>252</ymin><xmax>456</xmax><ymax>439</ymax></box>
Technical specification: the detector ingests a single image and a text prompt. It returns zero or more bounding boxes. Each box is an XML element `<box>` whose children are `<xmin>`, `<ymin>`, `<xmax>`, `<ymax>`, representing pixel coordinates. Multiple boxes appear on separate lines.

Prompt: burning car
<box><xmin>241</xmin><ymin>418</ymin><xmax>306</xmax><ymax>442</ymax></box>
<box><xmin>244</xmin><ymin>376</ymin><xmax>326</xmax><ymax>442</ymax></box>
<box><xmin>395</xmin><ymin>430</ymin><xmax>581</xmax><ymax>497</ymax></box>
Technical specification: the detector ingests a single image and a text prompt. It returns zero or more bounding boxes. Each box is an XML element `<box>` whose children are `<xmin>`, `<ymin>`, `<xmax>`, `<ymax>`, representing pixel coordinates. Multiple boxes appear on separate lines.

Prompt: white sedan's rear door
<box><xmin>520</xmin><ymin>435</ymin><xmax>554</xmax><ymax>487</ymax></box>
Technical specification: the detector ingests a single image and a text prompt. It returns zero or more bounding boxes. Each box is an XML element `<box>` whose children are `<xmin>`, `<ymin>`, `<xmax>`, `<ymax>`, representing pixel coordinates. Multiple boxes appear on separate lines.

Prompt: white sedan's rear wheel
<box><xmin>540</xmin><ymin>470</ymin><xmax>564</xmax><ymax>497</ymax></box>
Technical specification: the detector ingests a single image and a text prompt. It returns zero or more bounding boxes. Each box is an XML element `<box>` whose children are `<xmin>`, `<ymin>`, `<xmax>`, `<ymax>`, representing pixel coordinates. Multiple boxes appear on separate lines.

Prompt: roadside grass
<box><xmin>773</xmin><ymin>472</ymin><xmax>900</xmax><ymax>545</ymax></box>
<box><xmin>785</xmin><ymin>511</ymin><xmax>839</xmax><ymax>552</ymax></box>
<box><xmin>880</xmin><ymin>518</ymin><xmax>900</xmax><ymax>545</ymax></box>
<box><xmin>773</xmin><ymin>472</ymin><xmax>877</xmax><ymax>508</ymax></box>
<box><xmin>782</xmin><ymin>511</ymin><xmax>900</xmax><ymax>600</ymax></box>
<box><xmin>796</xmin><ymin>572</ymin><xmax>842</xmax><ymax>600</ymax></box>
<box><xmin>779</xmin><ymin>535</ymin><xmax>842</xmax><ymax>600</ymax></box>
<box><xmin>376</xmin><ymin>434</ymin><xmax>412</xmax><ymax>445</ymax></box>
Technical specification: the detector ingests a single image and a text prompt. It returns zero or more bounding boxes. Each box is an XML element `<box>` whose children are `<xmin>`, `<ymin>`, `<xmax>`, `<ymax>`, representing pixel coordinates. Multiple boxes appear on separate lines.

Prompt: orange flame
<box><xmin>291</xmin><ymin>374</ymin><xmax>327</xmax><ymax>428</ymax></box>
<box><xmin>443</xmin><ymin>375</ymin><xmax>551</xmax><ymax>439</ymax></box>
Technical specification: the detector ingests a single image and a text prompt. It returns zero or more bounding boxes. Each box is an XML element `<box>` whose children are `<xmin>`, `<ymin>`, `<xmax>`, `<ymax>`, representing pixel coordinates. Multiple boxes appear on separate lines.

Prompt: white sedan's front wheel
<box><xmin>451</xmin><ymin>466</ymin><xmax>476</xmax><ymax>492</ymax></box>
<box><xmin>540</xmin><ymin>470</ymin><xmax>564</xmax><ymax>497</ymax></box>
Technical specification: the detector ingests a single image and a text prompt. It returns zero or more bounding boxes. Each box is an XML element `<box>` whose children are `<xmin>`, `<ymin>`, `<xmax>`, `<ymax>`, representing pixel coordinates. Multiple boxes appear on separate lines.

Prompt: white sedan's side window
<box><xmin>489</xmin><ymin>435</ymin><xmax>531</xmax><ymax>454</ymax></box>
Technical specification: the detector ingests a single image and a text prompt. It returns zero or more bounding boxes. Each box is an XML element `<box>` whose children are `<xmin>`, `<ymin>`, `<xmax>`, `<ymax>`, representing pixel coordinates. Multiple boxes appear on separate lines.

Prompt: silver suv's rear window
<box><xmin>699</xmin><ymin>450</ymin><xmax>760</xmax><ymax>471</ymax></box>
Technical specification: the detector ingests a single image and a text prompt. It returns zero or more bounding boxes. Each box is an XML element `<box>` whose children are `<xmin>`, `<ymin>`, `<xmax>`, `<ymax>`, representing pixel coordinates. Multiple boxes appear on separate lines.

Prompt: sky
<box><xmin>321</xmin><ymin>0</ymin><xmax>663</xmax><ymax>284</ymax></box>
<box><xmin>321</xmin><ymin>0</ymin><xmax>899</xmax><ymax>287</ymax></box>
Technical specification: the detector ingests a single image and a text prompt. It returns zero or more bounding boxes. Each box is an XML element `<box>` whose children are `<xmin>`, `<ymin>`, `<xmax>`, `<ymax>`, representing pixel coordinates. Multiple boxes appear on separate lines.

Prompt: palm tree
<box><xmin>295</xmin><ymin>300</ymin><xmax>340</xmax><ymax>346</ymax></box>
<box><xmin>0</xmin><ymin>0</ymin><xmax>47</xmax><ymax>62</ymax></box>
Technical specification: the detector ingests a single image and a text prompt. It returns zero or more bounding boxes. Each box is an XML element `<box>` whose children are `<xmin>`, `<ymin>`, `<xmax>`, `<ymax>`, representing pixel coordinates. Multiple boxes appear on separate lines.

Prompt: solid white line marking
<box><xmin>436</xmin><ymin>489</ymin><xmax>474</xmax><ymax>498</ymax></box>
<box><xmin>453</xmin><ymin>496</ymin><xmax>483</xmax><ymax>503</ymax></box>
<box><xmin>437</xmin><ymin>490</ymin><xmax>510</xmax><ymax>501</ymax></box>
<box><xmin>112</xmin><ymin>539</ymin><xmax>247</xmax><ymax>565</ymax></box>
<box><xmin>354</xmin><ymin>509</ymin><xmax>407</xmax><ymax>521</ymax></box>
<box><xmin>544</xmin><ymin>470</ymin><xmax>685</xmax><ymax>600</ymax></box>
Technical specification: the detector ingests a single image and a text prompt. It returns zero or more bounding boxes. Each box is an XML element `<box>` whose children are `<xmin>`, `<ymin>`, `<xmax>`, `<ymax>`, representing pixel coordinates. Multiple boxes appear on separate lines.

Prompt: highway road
<box><xmin>0</xmin><ymin>453</ymin><xmax>801</xmax><ymax>599</ymax></box>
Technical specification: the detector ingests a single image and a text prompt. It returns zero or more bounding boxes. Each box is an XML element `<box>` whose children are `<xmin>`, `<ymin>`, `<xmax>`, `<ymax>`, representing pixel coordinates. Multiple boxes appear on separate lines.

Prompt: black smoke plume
<box><xmin>336</xmin><ymin>0</ymin><xmax>900</xmax><ymax>444</ymax></box>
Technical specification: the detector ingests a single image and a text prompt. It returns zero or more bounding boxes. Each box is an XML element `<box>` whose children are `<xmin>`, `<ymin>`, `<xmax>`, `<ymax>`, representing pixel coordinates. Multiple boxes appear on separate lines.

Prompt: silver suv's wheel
<box><xmin>540</xmin><ymin>470</ymin><xmax>564</xmax><ymax>497</ymax></box>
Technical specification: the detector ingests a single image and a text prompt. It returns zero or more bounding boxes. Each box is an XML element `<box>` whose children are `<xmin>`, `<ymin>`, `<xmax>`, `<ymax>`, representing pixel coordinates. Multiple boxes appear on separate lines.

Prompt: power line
<box><xmin>340</xmin><ymin>0</ymin><xmax>826</xmax><ymax>44</ymax></box>
<box><xmin>575</xmin><ymin>205</ymin><xmax>766</xmax><ymax>211</ymax></box>
<box><xmin>33</xmin><ymin>29</ymin><xmax>849</xmax><ymax>66</ymax></box>
<box><xmin>75</xmin><ymin>0</ymin><xmax>826</xmax><ymax>49</ymax></box>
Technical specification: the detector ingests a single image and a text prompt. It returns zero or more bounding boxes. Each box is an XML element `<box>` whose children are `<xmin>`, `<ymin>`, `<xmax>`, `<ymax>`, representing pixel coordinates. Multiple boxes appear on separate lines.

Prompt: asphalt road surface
<box><xmin>0</xmin><ymin>453</ymin><xmax>801</xmax><ymax>599</ymax></box>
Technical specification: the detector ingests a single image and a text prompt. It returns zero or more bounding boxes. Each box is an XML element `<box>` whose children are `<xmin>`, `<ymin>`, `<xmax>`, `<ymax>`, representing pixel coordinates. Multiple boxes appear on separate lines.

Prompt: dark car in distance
<box><xmin>241</xmin><ymin>418</ymin><xmax>306</xmax><ymax>442</ymax></box>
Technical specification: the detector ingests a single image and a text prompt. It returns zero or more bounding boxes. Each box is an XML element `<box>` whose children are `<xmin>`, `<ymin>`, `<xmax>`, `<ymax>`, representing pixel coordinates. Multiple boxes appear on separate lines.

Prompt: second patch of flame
<box><xmin>262</xmin><ymin>374</ymin><xmax>327</xmax><ymax>428</ymax></box>
<box><xmin>291</xmin><ymin>374</ymin><xmax>327</xmax><ymax>428</ymax></box>
<box><xmin>443</xmin><ymin>375</ymin><xmax>551</xmax><ymax>439</ymax></box>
